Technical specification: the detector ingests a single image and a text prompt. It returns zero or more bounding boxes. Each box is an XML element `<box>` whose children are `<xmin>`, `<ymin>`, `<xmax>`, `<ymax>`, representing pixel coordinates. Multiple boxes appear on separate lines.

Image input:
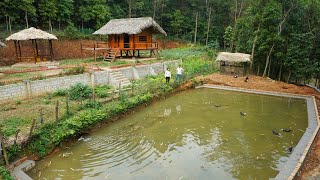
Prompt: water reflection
<box><xmin>29</xmin><ymin>88</ymin><xmax>308</xmax><ymax>180</ymax></box>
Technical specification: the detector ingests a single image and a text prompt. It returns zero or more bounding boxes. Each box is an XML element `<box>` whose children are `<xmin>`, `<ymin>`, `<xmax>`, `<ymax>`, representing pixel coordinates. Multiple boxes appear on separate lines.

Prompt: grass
<box><xmin>1</xmin><ymin>117</ymin><xmax>30</xmax><ymax>137</ymax></box>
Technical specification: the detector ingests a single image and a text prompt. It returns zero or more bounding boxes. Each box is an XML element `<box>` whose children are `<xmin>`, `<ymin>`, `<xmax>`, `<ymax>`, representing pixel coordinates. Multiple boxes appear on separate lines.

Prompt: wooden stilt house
<box><xmin>93</xmin><ymin>17</ymin><xmax>167</xmax><ymax>61</ymax></box>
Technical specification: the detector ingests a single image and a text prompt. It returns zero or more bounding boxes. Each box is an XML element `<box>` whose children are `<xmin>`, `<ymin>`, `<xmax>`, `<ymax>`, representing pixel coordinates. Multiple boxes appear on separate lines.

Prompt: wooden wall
<box><xmin>108</xmin><ymin>29</ymin><xmax>154</xmax><ymax>50</ymax></box>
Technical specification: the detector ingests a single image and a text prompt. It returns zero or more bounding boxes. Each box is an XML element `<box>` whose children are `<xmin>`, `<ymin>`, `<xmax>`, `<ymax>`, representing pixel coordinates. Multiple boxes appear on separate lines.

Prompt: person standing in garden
<box><xmin>165</xmin><ymin>68</ymin><xmax>171</xmax><ymax>83</ymax></box>
<box><xmin>176</xmin><ymin>65</ymin><xmax>183</xmax><ymax>82</ymax></box>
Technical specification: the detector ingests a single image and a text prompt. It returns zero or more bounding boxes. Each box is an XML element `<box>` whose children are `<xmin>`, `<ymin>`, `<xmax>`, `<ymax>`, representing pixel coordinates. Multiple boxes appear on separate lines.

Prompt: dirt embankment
<box><xmin>198</xmin><ymin>74</ymin><xmax>320</xmax><ymax>179</ymax></box>
<box><xmin>0</xmin><ymin>39</ymin><xmax>184</xmax><ymax>66</ymax></box>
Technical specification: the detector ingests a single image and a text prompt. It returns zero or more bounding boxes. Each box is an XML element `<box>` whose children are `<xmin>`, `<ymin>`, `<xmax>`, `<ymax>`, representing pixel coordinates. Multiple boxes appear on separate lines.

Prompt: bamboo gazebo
<box><xmin>216</xmin><ymin>52</ymin><xmax>252</xmax><ymax>76</ymax></box>
<box><xmin>6</xmin><ymin>27</ymin><xmax>58</xmax><ymax>63</ymax></box>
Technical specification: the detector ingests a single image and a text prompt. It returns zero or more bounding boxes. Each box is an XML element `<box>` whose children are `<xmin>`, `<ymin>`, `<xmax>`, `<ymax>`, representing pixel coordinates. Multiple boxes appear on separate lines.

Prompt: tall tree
<box><xmin>38</xmin><ymin>0</ymin><xmax>58</xmax><ymax>32</ymax></box>
<box><xmin>56</xmin><ymin>0</ymin><xmax>74</xmax><ymax>30</ymax></box>
<box><xmin>19</xmin><ymin>0</ymin><xmax>36</xmax><ymax>28</ymax></box>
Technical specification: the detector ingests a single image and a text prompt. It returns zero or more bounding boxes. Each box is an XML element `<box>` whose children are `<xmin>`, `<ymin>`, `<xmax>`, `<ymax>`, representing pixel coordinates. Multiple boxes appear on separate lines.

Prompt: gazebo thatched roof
<box><xmin>93</xmin><ymin>17</ymin><xmax>167</xmax><ymax>36</ymax></box>
<box><xmin>216</xmin><ymin>52</ymin><xmax>251</xmax><ymax>63</ymax></box>
<box><xmin>0</xmin><ymin>41</ymin><xmax>5</xmax><ymax>48</ymax></box>
<box><xmin>6</xmin><ymin>27</ymin><xmax>58</xmax><ymax>41</ymax></box>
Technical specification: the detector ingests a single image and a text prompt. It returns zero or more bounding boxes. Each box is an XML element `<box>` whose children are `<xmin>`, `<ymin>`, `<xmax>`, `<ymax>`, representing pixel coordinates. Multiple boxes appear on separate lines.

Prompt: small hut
<box><xmin>93</xmin><ymin>17</ymin><xmax>167</xmax><ymax>61</ymax></box>
<box><xmin>6</xmin><ymin>27</ymin><xmax>58</xmax><ymax>63</ymax></box>
<box><xmin>0</xmin><ymin>41</ymin><xmax>5</xmax><ymax>48</ymax></box>
<box><xmin>216</xmin><ymin>52</ymin><xmax>251</xmax><ymax>76</ymax></box>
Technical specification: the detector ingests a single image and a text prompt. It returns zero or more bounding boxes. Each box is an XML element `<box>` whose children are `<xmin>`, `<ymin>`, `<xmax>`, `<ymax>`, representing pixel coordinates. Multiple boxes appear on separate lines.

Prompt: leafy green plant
<box><xmin>2</xmin><ymin>118</ymin><xmax>29</xmax><ymax>137</ymax></box>
<box><xmin>69</xmin><ymin>83</ymin><xmax>91</xmax><ymax>100</ymax></box>
<box><xmin>53</xmin><ymin>89</ymin><xmax>68</xmax><ymax>97</ymax></box>
<box><xmin>0</xmin><ymin>166</ymin><xmax>14</xmax><ymax>180</ymax></box>
<box><xmin>94</xmin><ymin>85</ymin><xmax>112</xmax><ymax>98</ymax></box>
<box><xmin>7</xmin><ymin>144</ymin><xmax>21</xmax><ymax>160</ymax></box>
<box><xmin>83</xmin><ymin>100</ymin><xmax>102</xmax><ymax>109</ymax></box>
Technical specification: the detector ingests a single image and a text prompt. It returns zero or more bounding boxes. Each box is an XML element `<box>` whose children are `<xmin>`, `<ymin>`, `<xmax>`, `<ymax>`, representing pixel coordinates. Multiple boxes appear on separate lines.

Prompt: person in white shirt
<box><xmin>176</xmin><ymin>65</ymin><xmax>183</xmax><ymax>81</ymax></box>
<box><xmin>165</xmin><ymin>68</ymin><xmax>171</xmax><ymax>83</ymax></box>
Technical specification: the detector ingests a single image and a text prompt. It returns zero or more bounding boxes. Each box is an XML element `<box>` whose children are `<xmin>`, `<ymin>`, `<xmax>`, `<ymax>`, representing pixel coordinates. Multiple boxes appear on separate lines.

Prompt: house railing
<box><xmin>122</xmin><ymin>42</ymin><xmax>158</xmax><ymax>49</ymax></box>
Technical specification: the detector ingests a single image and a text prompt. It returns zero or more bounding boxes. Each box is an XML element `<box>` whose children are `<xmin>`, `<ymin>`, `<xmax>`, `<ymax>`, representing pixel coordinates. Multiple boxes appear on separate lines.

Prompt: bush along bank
<box><xmin>0</xmin><ymin>46</ymin><xmax>217</xmax><ymax>179</ymax></box>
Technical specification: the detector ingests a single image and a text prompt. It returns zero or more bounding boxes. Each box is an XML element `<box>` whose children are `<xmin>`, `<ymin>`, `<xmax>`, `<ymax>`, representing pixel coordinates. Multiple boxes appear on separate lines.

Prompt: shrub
<box><xmin>64</xmin><ymin>66</ymin><xmax>85</xmax><ymax>75</ymax></box>
<box><xmin>0</xmin><ymin>166</ymin><xmax>14</xmax><ymax>180</ymax></box>
<box><xmin>95</xmin><ymin>85</ymin><xmax>112</xmax><ymax>98</ymax></box>
<box><xmin>83</xmin><ymin>100</ymin><xmax>102</xmax><ymax>109</ymax></box>
<box><xmin>69</xmin><ymin>83</ymin><xmax>91</xmax><ymax>100</ymax></box>
<box><xmin>7</xmin><ymin>144</ymin><xmax>21</xmax><ymax>160</ymax></box>
<box><xmin>53</xmin><ymin>89</ymin><xmax>68</xmax><ymax>97</ymax></box>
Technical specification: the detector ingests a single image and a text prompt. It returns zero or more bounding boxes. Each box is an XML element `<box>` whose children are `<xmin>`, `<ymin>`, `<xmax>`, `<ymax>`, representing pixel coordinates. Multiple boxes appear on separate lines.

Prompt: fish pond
<box><xmin>28</xmin><ymin>88</ymin><xmax>308</xmax><ymax>180</ymax></box>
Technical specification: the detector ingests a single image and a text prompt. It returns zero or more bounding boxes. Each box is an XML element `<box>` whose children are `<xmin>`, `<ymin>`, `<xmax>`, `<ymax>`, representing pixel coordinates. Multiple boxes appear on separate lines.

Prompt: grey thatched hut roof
<box><xmin>0</xmin><ymin>41</ymin><xmax>5</xmax><ymax>48</ymax></box>
<box><xmin>216</xmin><ymin>52</ymin><xmax>251</xmax><ymax>63</ymax></box>
<box><xmin>6</xmin><ymin>27</ymin><xmax>58</xmax><ymax>41</ymax></box>
<box><xmin>93</xmin><ymin>17</ymin><xmax>167</xmax><ymax>36</ymax></box>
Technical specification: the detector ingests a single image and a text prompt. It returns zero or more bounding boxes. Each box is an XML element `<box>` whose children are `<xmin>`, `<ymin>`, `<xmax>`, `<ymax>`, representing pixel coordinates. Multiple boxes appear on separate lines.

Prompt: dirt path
<box><xmin>197</xmin><ymin>74</ymin><xmax>320</xmax><ymax>179</ymax></box>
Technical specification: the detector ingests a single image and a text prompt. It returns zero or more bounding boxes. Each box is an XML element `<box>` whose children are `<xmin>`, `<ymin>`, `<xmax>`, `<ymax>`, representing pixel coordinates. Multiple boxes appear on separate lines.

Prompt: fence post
<box><xmin>66</xmin><ymin>94</ymin><xmax>69</xmax><ymax>116</ymax></box>
<box><xmin>0</xmin><ymin>126</ymin><xmax>9</xmax><ymax>166</ymax></box>
<box><xmin>112</xmin><ymin>90</ymin><xmax>115</xmax><ymax>102</ymax></box>
<box><xmin>39</xmin><ymin>108</ymin><xmax>44</xmax><ymax>125</ymax></box>
<box><xmin>118</xmin><ymin>82</ymin><xmax>121</xmax><ymax>97</ymax></box>
<box><xmin>23</xmin><ymin>79</ymin><xmax>32</xmax><ymax>98</ymax></box>
<box><xmin>131</xmin><ymin>81</ymin><xmax>134</xmax><ymax>95</ymax></box>
<box><xmin>55</xmin><ymin>100</ymin><xmax>59</xmax><ymax>122</ymax></box>
<box><xmin>14</xmin><ymin>129</ymin><xmax>20</xmax><ymax>145</ymax></box>
<box><xmin>28</xmin><ymin>119</ymin><xmax>36</xmax><ymax>140</ymax></box>
<box><xmin>90</xmin><ymin>71</ymin><xmax>96</xmax><ymax>102</ymax></box>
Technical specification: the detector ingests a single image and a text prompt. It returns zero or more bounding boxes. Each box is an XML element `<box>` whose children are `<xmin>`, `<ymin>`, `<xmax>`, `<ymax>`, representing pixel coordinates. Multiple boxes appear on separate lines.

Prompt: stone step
<box><xmin>111</xmin><ymin>74</ymin><xmax>124</xmax><ymax>77</ymax></box>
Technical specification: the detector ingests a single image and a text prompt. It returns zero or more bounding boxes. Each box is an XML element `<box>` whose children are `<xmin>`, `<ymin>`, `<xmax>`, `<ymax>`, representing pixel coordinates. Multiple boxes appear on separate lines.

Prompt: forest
<box><xmin>0</xmin><ymin>0</ymin><xmax>320</xmax><ymax>85</ymax></box>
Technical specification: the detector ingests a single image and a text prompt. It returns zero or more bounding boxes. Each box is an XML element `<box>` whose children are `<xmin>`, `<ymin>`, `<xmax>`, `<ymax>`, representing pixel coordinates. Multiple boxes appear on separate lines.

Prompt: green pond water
<box><xmin>28</xmin><ymin>88</ymin><xmax>308</xmax><ymax>180</ymax></box>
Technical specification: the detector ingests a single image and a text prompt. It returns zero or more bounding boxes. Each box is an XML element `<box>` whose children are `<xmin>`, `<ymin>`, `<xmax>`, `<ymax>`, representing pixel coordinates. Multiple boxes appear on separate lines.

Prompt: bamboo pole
<box><xmin>28</xmin><ymin>119</ymin><xmax>36</xmax><ymax>140</ymax></box>
<box><xmin>66</xmin><ymin>94</ymin><xmax>70</xmax><ymax>115</ymax></box>
<box><xmin>14</xmin><ymin>129</ymin><xmax>20</xmax><ymax>145</ymax></box>
<box><xmin>0</xmin><ymin>126</ymin><xmax>9</xmax><ymax>166</ymax></box>
<box><xmin>55</xmin><ymin>100</ymin><xmax>59</xmax><ymax>121</ymax></box>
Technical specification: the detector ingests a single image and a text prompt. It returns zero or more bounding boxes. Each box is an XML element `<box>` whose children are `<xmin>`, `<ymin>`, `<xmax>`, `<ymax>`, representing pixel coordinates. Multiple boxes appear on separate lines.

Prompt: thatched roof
<box><xmin>216</xmin><ymin>52</ymin><xmax>251</xmax><ymax>63</ymax></box>
<box><xmin>6</xmin><ymin>27</ymin><xmax>58</xmax><ymax>41</ymax></box>
<box><xmin>0</xmin><ymin>41</ymin><xmax>5</xmax><ymax>48</ymax></box>
<box><xmin>93</xmin><ymin>17</ymin><xmax>167</xmax><ymax>36</ymax></box>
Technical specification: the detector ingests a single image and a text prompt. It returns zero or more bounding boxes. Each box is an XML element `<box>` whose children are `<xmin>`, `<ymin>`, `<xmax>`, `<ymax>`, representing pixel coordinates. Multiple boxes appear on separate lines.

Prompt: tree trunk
<box><xmin>81</xmin><ymin>21</ymin><xmax>84</xmax><ymax>32</ymax></box>
<box><xmin>263</xmin><ymin>6</ymin><xmax>292</xmax><ymax>77</ymax></box>
<box><xmin>49</xmin><ymin>18</ymin><xmax>53</xmax><ymax>32</ymax></box>
<box><xmin>5</xmin><ymin>16</ymin><xmax>9</xmax><ymax>32</ymax></box>
<box><xmin>206</xmin><ymin>8</ymin><xmax>212</xmax><ymax>46</ymax></box>
<box><xmin>8</xmin><ymin>16</ymin><xmax>12</xmax><ymax>34</ymax></box>
<box><xmin>250</xmin><ymin>24</ymin><xmax>260</xmax><ymax>71</ymax></box>
<box><xmin>278</xmin><ymin>62</ymin><xmax>282</xmax><ymax>81</ymax></box>
<box><xmin>263</xmin><ymin>43</ymin><xmax>275</xmax><ymax>77</ymax></box>
<box><xmin>25</xmin><ymin>11</ymin><xmax>29</xmax><ymax>28</ymax></box>
<box><xmin>257</xmin><ymin>64</ymin><xmax>260</xmax><ymax>76</ymax></box>
<box><xmin>128</xmin><ymin>0</ymin><xmax>132</xmax><ymax>18</ymax></box>
<box><xmin>287</xmin><ymin>71</ymin><xmax>291</xmax><ymax>83</ymax></box>
<box><xmin>160</xmin><ymin>0</ymin><xmax>164</xmax><ymax>26</ymax></box>
<box><xmin>267</xmin><ymin>57</ymin><xmax>272</xmax><ymax>77</ymax></box>
<box><xmin>194</xmin><ymin>12</ymin><xmax>198</xmax><ymax>45</ymax></box>
<box><xmin>153</xmin><ymin>0</ymin><xmax>157</xmax><ymax>20</ymax></box>
<box><xmin>59</xmin><ymin>21</ymin><xmax>61</xmax><ymax>31</ymax></box>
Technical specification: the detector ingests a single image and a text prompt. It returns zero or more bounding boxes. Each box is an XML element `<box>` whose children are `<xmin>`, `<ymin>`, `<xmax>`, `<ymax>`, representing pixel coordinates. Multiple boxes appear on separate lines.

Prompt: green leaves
<box><xmin>69</xmin><ymin>83</ymin><xmax>91</xmax><ymax>100</ymax></box>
